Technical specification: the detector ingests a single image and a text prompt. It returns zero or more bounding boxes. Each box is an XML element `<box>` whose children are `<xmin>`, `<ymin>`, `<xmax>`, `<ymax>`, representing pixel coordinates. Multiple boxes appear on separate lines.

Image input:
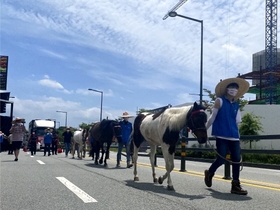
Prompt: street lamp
<box><xmin>56</xmin><ymin>121</ymin><xmax>60</xmax><ymax>128</ymax></box>
<box><xmin>88</xmin><ymin>88</ymin><xmax>103</xmax><ymax>122</ymax></box>
<box><xmin>56</xmin><ymin>111</ymin><xmax>67</xmax><ymax>127</ymax></box>
<box><xmin>168</xmin><ymin>11</ymin><xmax>203</xmax><ymax>105</ymax></box>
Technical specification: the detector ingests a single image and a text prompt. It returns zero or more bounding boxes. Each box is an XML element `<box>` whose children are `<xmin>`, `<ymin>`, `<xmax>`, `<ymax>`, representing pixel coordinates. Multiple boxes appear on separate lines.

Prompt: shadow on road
<box><xmin>124</xmin><ymin>179</ymin><xmax>206</xmax><ymax>201</ymax></box>
<box><xmin>206</xmin><ymin>188</ymin><xmax>252</xmax><ymax>201</ymax></box>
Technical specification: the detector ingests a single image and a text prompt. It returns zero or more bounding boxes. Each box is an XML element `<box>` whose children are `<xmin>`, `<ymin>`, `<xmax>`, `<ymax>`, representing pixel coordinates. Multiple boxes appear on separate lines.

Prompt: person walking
<box><xmin>28</xmin><ymin>131</ymin><xmax>38</xmax><ymax>156</ymax></box>
<box><xmin>204</xmin><ymin>78</ymin><xmax>249</xmax><ymax>195</ymax></box>
<box><xmin>51</xmin><ymin>130</ymin><xmax>59</xmax><ymax>155</ymax></box>
<box><xmin>9</xmin><ymin>117</ymin><xmax>27</xmax><ymax>161</ymax></box>
<box><xmin>116</xmin><ymin>112</ymin><xmax>133</xmax><ymax>168</ymax></box>
<box><xmin>44</xmin><ymin>128</ymin><xmax>52</xmax><ymax>156</ymax></box>
<box><xmin>7</xmin><ymin>134</ymin><xmax>13</xmax><ymax>155</ymax></box>
<box><xmin>0</xmin><ymin>131</ymin><xmax>4</xmax><ymax>153</ymax></box>
<box><xmin>62</xmin><ymin>127</ymin><xmax>73</xmax><ymax>157</ymax></box>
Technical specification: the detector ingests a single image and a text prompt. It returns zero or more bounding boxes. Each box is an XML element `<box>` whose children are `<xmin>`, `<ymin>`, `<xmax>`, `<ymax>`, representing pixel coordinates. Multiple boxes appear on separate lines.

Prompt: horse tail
<box><xmin>133</xmin><ymin>114</ymin><xmax>146</xmax><ymax>148</ymax></box>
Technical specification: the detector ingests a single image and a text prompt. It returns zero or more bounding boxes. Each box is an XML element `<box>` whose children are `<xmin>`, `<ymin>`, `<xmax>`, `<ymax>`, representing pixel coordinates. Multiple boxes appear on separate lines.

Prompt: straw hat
<box><xmin>119</xmin><ymin>111</ymin><xmax>133</xmax><ymax>118</ymax></box>
<box><xmin>44</xmin><ymin>128</ymin><xmax>53</xmax><ymax>133</ymax></box>
<box><xmin>12</xmin><ymin>117</ymin><xmax>25</xmax><ymax>124</ymax></box>
<box><xmin>215</xmin><ymin>78</ymin><xmax>249</xmax><ymax>100</ymax></box>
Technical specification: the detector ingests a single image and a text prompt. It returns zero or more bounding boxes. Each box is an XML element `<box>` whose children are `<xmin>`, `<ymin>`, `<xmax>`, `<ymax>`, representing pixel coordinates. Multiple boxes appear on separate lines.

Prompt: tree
<box><xmin>239</xmin><ymin>112</ymin><xmax>263</xmax><ymax>149</ymax></box>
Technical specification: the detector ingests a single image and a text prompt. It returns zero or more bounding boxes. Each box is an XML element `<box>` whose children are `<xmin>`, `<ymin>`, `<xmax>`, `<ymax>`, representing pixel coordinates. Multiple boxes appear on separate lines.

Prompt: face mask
<box><xmin>227</xmin><ymin>88</ymin><xmax>238</xmax><ymax>97</ymax></box>
<box><xmin>67</xmin><ymin>130</ymin><xmax>69</xmax><ymax>132</ymax></box>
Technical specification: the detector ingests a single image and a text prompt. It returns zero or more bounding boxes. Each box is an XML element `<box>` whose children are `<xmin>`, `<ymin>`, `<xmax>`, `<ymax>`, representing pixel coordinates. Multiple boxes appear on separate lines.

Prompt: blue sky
<box><xmin>1</xmin><ymin>0</ymin><xmax>266</xmax><ymax>128</ymax></box>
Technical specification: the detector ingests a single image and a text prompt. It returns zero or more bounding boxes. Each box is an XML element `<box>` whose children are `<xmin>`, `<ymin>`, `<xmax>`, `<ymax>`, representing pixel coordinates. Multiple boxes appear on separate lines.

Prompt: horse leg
<box><xmin>158</xmin><ymin>144</ymin><xmax>175</xmax><ymax>190</ymax></box>
<box><xmin>71</xmin><ymin>142</ymin><xmax>75</xmax><ymax>159</ymax></box>
<box><xmin>133</xmin><ymin>143</ymin><xmax>140</xmax><ymax>181</ymax></box>
<box><xmin>104</xmin><ymin>143</ymin><xmax>110</xmax><ymax>168</ymax></box>
<box><xmin>94</xmin><ymin>142</ymin><xmax>100</xmax><ymax>165</ymax></box>
<box><xmin>149</xmin><ymin>144</ymin><xmax>158</xmax><ymax>183</ymax></box>
<box><xmin>99</xmin><ymin>145</ymin><xmax>104</xmax><ymax>165</ymax></box>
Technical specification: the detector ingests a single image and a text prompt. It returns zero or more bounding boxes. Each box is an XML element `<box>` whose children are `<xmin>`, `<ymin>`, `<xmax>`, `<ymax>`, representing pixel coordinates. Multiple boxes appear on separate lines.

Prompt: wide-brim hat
<box><xmin>119</xmin><ymin>111</ymin><xmax>133</xmax><ymax>118</ymax></box>
<box><xmin>12</xmin><ymin>117</ymin><xmax>25</xmax><ymax>123</ymax></box>
<box><xmin>215</xmin><ymin>78</ymin><xmax>250</xmax><ymax>100</ymax></box>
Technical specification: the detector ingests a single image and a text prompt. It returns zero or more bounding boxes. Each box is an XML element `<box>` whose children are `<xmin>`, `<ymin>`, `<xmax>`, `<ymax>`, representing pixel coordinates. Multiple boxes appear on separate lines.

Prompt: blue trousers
<box><xmin>64</xmin><ymin>142</ymin><xmax>70</xmax><ymax>155</ymax></box>
<box><xmin>117</xmin><ymin>142</ymin><xmax>131</xmax><ymax>163</ymax></box>
<box><xmin>209</xmin><ymin>138</ymin><xmax>241</xmax><ymax>181</ymax></box>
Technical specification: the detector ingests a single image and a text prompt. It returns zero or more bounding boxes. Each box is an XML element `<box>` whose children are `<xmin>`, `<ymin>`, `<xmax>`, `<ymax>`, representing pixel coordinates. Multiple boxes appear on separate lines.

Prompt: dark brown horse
<box><xmin>132</xmin><ymin>102</ymin><xmax>208</xmax><ymax>190</ymax></box>
<box><xmin>89</xmin><ymin>120</ymin><xmax>122</xmax><ymax>167</ymax></box>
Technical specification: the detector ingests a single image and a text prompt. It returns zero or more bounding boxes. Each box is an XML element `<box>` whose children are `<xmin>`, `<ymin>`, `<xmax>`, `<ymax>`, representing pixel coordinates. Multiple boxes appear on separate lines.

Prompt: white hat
<box><xmin>215</xmin><ymin>78</ymin><xmax>249</xmax><ymax>100</ymax></box>
<box><xmin>119</xmin><ymin>111</ymin><xmax>133</xmax><ymax>118</ymax></box>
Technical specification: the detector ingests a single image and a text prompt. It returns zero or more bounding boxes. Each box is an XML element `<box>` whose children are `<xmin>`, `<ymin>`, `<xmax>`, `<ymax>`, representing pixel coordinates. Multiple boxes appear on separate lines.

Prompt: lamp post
<box><xmin>168</xmin><ymin>11</ymin><xmax>203</xmax><ymax>105</ymax></box>
<box><xmin>88</xmin><ymin>88</ymin><xmax>103</xmax><ymax>122</ymax></box>
<box><xmin>56</xmin><ymin>121</ymin><xmax>60</xmax><ymax>128</ymax></box>
<box><xmin>56</xmin><ymin>111</ymin><xmax>67</xmax><ymax>127</ymax></box>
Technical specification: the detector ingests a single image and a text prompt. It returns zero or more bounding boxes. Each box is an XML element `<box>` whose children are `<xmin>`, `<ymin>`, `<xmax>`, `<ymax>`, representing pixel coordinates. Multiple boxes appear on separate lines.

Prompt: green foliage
<box><xmin>239</xmin><ymin>112</ymin><xmax>263</xmax><ymax>149</ymax></box>
<box><xmin>78</xmin><ymin>122</ymin><xmax>92</xmax><ymax>130</ymax></box>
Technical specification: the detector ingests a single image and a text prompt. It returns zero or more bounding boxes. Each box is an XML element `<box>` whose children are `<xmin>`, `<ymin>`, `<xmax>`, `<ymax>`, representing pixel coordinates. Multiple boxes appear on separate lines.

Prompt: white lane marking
<box><xmin>37</xmin><ymin>160</ymin><xmax>45</xmax><ymax>164</ymax></box>
<box><xmin>56</xmin><ymin>177</ymin><xmax>97</xmax><ymax>203</ymax></box>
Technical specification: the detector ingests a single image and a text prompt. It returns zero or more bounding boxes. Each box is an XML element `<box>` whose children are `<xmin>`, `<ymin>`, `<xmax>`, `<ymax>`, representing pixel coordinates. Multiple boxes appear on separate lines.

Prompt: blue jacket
<box><xmin>44</xmin><ymin>133</ymin><xmax>53</xmax><ymax>144</ymax></box>
<box><xmin>120</xmin><ymin>120</ymin><xmax>132</xmax><ymax>144</ymax></box>
<box><xmin>212</xmin><ymin>96</ymin><xmax>240</xmax><ymax>139</ymax></box>
<box><xmin>0</xmin><ymin>134</ymin><xmax>3</xmax><ymax>143</ymax></box>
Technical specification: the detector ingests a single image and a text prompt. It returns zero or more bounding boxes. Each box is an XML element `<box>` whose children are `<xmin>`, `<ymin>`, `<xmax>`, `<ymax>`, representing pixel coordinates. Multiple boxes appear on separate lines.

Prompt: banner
<box><xmin>0</xmin><ymin>55</ymin><xmax>8</xmax><ymax>90</ymax></box>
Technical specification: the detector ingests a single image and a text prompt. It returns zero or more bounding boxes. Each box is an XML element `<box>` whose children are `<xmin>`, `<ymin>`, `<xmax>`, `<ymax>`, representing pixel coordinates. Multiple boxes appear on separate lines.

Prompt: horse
<box><xmin>89</xmin><ymin>119</ymin><xmax>122</xmax><ymax>167</ymax></box>
<box><xmin>71</xmin><ymin>129</ymin><xmax>85</xmax><ymax>159</ymax></box>
<box><xmin>132</xmin><ymin>101</ymin><xmax>208</xmax><ymax>190</ymax></box>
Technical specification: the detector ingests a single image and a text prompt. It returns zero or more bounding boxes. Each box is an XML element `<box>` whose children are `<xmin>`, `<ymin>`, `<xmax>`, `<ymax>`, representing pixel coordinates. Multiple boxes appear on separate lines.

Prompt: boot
<box><xmin>231</xmin><ymin>181</ymin><xmax>248</xmax><ymax>195</ymax></box>
<box><xmin>116</xmin><ymin>161</ymin><xmax>120</xmax><ymax>168</ymax></box>
<box><xmin>204</xmin><ymin>169</ymin><xmax>214</xmax><ymax>187</ymax></box>
<box><xmin>127</xmin><ymin>162</ymin><xmax>133</xmax><ymax>168</ymax></box>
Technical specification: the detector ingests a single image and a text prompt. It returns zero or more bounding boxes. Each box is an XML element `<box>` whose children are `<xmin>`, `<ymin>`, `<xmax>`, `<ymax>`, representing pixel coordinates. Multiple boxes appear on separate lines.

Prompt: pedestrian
<box><xmin>9</xmin><ymin>117</ymin><xmax>27</xmax><ymax>161</ymax></box>
<box><xmin>62</xmin><ymin>127</ymin><xmax>73</xmax><ymax>157</ymax></box>
<box><xmin>51</xmin><ymin>130</ymin><xmax>59</xmax><ymax>155</ymax></box>
<box><xmin>44</xmin><ymin>128</ymin><xmax>52</xmax><ymax>156</ymax></box>
<box><xmin>116</xmin><ymin>112</ymin><xmax>133</xmax><ymax>168</ymax></box>
<box><xmin>0</xmin><ymin>131</ymin><xmax>4</xmax><ymax>153</ymax></box>
<box><xmin>204</xmin><ymin>78</ymin><xmax>249</xmax><ymax>195</ymax></box>
<box><xmin>28</xmin><ymin>131</ymin><xmax>38</xmax><ymax>156</ymax></box>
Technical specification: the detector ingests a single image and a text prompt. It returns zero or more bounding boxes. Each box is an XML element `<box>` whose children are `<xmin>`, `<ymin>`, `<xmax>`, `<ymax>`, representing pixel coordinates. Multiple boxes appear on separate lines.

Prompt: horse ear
<box><xmin>193</xmin><ymin>101</ymin><xmax>199</xmax><ymax>109</ymax></box>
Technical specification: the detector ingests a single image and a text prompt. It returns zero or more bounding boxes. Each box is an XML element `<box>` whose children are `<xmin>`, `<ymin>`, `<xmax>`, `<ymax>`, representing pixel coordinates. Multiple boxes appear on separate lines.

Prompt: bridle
<box><xmin>187</xmin><ymin>109</ymin><xmax>207</xmax><ymax>138</ymax></box>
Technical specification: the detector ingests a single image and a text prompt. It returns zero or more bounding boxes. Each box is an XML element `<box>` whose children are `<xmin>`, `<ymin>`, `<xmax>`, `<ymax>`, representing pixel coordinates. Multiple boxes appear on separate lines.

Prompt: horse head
<box><xmin>187</xmin><ymin>102</ymin><xmax>208</xmax><ymax>144</ymax></box>
<box><xmin>112</xmin><ymin>122</ymin><xmax>122</xmax><ymax>143</ymax></box>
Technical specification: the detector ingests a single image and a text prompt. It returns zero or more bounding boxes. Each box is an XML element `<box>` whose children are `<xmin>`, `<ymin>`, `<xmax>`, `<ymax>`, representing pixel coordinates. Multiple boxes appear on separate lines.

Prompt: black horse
<box><xmin>89</xmin><ymin>120</ymin><xmax>122</xmax><ymax>167</ymax></box>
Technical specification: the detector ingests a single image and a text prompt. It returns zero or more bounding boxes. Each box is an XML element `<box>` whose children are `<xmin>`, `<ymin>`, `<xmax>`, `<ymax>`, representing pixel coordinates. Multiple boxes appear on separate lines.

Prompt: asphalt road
<box><xmin>0</xmin><ymin>150</ymin><xmax>279</xmax><ymax>210</ymax></box>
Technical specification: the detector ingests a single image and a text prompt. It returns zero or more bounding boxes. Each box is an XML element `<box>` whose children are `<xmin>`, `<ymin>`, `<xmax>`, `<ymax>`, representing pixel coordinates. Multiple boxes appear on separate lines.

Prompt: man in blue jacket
<box><xmin>44</xmin><ymin>128</ymin><xmax>52</xmax><ymax>156</ymax></box>
<box><xmin>117</xmin><ymin>112</ymin><xmax>133</xmax><ymax>168</ymax></box>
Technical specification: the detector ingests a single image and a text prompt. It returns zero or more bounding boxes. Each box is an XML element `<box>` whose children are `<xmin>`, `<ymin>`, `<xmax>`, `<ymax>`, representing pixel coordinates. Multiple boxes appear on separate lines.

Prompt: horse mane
<box><xmin>161</xmin><ymin>105</ymin><xmax>193</xmax><ymax>131</ymax></box>
<box><xmin>152</xmin><ymin>108</ymin><xmax>167</xmax><ymax>120</ymax></box>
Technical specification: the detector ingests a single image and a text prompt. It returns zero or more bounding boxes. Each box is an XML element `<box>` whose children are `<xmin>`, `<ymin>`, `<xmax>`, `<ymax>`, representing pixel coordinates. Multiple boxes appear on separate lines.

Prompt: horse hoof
<box><xmin>104</xmin><ymin>164</ymin><xmax>108</xmax><ymax>168</ymax></box>
<box><xmin>134</xmin><ymin>177</ymin><xmax>139</xmax><ymax>181</ymax></box>
<box><xmin>153</xmin><ymin>177</ymin><xmax>158</xmax><ymax>183</ymax></box>
<box><xmin>167</xmin><ymin>185</ymin><xmax>174</xmax><ymax>191</ymax></box>
<box><xmin>95</xmin><ymin>161</ymin><xmax>98</xmax><ymax>165</ymax></box>
<box><xmin>158</xmin><ymin>176</ymin><xmax>163</xmax><ymax>185</ymax></box>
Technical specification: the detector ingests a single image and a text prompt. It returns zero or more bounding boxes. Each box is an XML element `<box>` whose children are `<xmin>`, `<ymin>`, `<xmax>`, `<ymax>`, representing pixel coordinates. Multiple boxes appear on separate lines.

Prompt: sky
<box><xmin>0</xmin><ymin>0</ymin><xmax>269</xmax><ymax>128</ymax></box>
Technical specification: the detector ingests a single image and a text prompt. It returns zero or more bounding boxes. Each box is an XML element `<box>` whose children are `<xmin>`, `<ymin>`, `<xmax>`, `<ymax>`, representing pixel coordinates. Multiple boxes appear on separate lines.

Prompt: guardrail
<box><xmin>117</xmin><ymin>134</ymin><xmax>280</xmax><ymax>179</ymax></box>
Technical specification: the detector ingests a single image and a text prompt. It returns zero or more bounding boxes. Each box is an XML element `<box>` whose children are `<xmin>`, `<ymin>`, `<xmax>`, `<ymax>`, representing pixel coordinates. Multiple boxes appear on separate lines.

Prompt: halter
<box><xmin>187</xmin><ymin>109</ymin><xmax>207</xmax><ymax>136</ymax></box>
<box><xmin>112</xmin><ymin>125</ymin><xmax>122</xmax><ymax>138</ymax></box>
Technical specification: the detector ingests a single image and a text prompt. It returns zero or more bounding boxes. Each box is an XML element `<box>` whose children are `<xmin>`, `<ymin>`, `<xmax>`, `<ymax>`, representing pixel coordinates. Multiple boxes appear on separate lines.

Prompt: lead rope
<box><xmin>191</xmin><ymin>133</ymin><xmax>243</xmax><ymax>171</ymax></box>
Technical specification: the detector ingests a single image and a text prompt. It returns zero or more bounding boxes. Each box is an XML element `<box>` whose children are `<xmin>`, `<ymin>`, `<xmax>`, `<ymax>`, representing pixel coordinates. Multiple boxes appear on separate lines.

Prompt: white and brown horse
<box><xmin>132</xmin><ymin>102</ymin><xmax>208</xmax><ymax>190</ymax></box>
<box><xmin>71</xmin><ymin>129</ymin><xmax>88</xmax><ymax>159</ymax></box>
